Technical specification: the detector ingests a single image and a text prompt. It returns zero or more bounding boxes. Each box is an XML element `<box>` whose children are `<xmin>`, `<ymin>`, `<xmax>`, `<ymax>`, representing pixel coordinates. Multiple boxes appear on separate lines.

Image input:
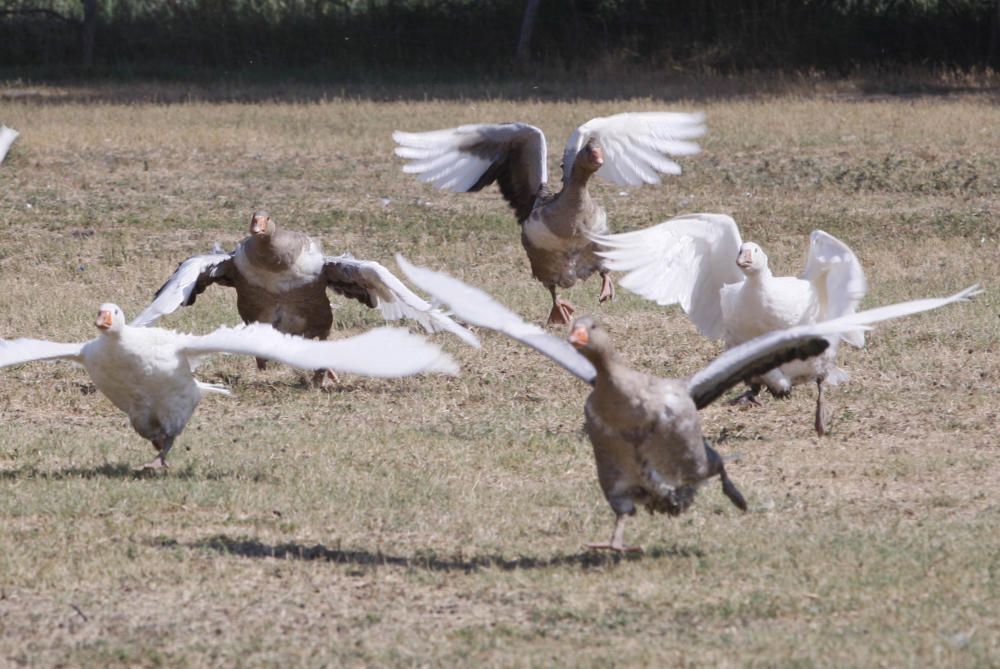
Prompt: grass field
<box><xmin>1</xmin><ymin>77</ymin><xmax>998</xmax><ymax>667</ymax></box>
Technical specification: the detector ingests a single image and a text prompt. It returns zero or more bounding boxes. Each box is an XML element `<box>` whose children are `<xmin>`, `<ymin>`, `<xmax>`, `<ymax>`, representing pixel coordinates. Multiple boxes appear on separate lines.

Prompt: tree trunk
<box><xmin>516</xmin><ymin>0</ymin><xmax>541</xmax><ymax>65</ymax></box>
<box><xmin>81</xmin><ymin>0</ymin><xmax>97</xmax><ymax>68</ymax></box>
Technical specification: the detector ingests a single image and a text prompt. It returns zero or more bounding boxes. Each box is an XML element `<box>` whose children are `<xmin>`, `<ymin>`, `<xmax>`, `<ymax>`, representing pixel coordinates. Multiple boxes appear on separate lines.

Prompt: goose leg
<box><xmin>705</xmin><ymin>442</ymin><xmax>748</xmax><ymax>511</ymax></box>
<box><xmin>586</xmin><ymin>514</ymin><xmax>643</xmax><ymax>553</ymax></box>
<box><xmin>136</xmin><ymin>436</ymin><xmax>174</xmax><ymax>471</ymax></box>
<box><xmin>729</xmin><ymin>383</ymin><xmax>763</xmax><ymax>408</ymax></box>
<box><xmin>255</xmin><ymin>357</ymin><xmax>268</xmax><ymax>371</ymax></box>
<box><xmin>814</xmin><ymin>379</ymin><xmax>828</xmax><ymax>436</ymax></box>
<box><xmin>598</xmin><ymin>271</ymin><xmax>615</xmax><ymax>303</ymax></box>
<box><xmin>546</xmin><ymin>287</ymin><xmax>576</xmax><ymax>325</ymax></box>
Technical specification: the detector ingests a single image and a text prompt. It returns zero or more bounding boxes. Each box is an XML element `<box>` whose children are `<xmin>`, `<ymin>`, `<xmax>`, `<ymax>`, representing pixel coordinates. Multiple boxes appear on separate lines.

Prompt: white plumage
<box><xmin>394</xmin><ymin>122</ymin><xmax>549</xmax><ymax>194</ymax></box>
<box><xmin>0</xmin><ymin>125</ymin><xmax>19</xmax><ymax>164</ymax></box>
<box><xmin>0</xmin><ymin>303</ymin><xmax>458</xmax><ymax>469</ymax></box>
<box><xmin>594</xmin><ymin>213</ymin><xmax>871</xmax><ymax>433</ymax></box>
<box><xmin>561</xmin><ymin>112</ymin><xmax>704</xmax><ymax>187</ymax></box>
<box><xmin>394</xmin><ymin>112</ymin><xmax>705</xmax><ymax>195</ymax></box>
<box><xmin>398</xmin><ymin>256</ymin><xmax>980</xmax><ymax>426</ymax></box>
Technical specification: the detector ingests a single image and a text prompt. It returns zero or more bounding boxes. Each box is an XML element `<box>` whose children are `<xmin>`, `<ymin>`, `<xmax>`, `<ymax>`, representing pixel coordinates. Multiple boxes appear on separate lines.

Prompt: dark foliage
<box><xmin>1</xmin><ymin>0</ymin><xmax>998</xmax><ymax>74</ymax></box>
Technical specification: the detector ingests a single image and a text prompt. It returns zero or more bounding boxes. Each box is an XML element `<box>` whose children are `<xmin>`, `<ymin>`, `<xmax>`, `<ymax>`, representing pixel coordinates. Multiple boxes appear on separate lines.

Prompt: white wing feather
<box><xmin>0</xmin><ymin>125</ymin><xmax>19</xmax><ymax>164</ymax></box>
<box><xmin>0</xmin><ymin>338</ymin><xmax>85</xmax><ymax>368</ymax></box>
<box><xmin>562</xmin><ymin>112</ymin><xmax>704</xmax><ymax>186</ymax></box>
<box><xmin>801</xmin><ymin>230</ymin><xmax>868</xmax><ymax>346</ymax></box>
<box><xmin>326</xmin><ymin>255</ymin><xmax>478</xmax><ymax>346</ymax></box>
<box><xmin>179</xmin><ymin>323</ymin><xmax>458</xmax><ymax>377</ymax></box>
<box><xmin>688</xmin><ymin>284</ymin><xmax>982</xmax><ymax>407</ymax></box>
<box><xmin>396</xmin><ymin>255</ymin><xmax>596</xmax><ymax>384</ymax></box>
<box><xmin>393</xmin><ymin>123</ymin><xmax>547</xmax><ymax>193</ymax></box>
<box><xmin>132</xmin><ymin>253</ymin><xmax>233</xmax><ymax>326</ymax></box>
<box><xmin>593</xmin><ymin>213</ymin><xmax>744</xmax><ymax>339</ymax></box>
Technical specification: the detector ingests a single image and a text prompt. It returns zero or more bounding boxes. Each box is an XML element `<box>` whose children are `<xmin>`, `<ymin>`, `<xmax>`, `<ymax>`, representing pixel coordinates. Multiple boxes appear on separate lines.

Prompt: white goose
<box><xmin>0</xmin><ymin>125</ymin><xmax>18</xmax><ymax>164</ymax></box>
<box><xmin>0</xmin><ymin>304</ymin><xmax>458</xmax><ymax>470</ymax></box>
<box><xmin>594</xmin><ymin>213</ymin><xmax>869</xmax><ymax>435</ymax></box>
<box><xmin>397</xmin><ymin>255</ymin><xmax>978</xmax><ymax>551</ymax></box>
<box><xmin>393</xmin><ymin>112</ymin><xmax>705</xmax><ymax>324</ymax></box>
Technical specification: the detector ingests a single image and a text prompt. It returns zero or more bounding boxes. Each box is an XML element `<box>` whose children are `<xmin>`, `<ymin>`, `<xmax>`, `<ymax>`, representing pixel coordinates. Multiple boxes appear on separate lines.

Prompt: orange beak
<box><xmin>251</xmin><ymin>216</ymin><xmax>268</xmax><ymax>234</ymax></box>
<box><xmin>736</xmin><ymin>249</ymin><xmax>752</xmax><ymax>268</ymax></box>
<box><xmin>590</xmin><ymin>146</ymin><xmax>604</xmax><ymax>168</ymax></box>
<box><xmin>95</xmin><ymin>310</ymin><xmax>113</xmax><ymax>330</ymax></box>
<box><xmin>568</xmin><ymin>325</ymin><xmax>589</xmax><ymax>348</ymax></box>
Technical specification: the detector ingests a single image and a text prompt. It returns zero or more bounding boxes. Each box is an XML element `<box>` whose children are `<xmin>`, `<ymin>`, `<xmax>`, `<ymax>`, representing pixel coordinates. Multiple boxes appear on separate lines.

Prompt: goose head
<box><xmin>568</xmin><ymin>315</ymin><xmax>614</xmax><ymax>365</ymax></box>
<box><xmin>574</xmin><ymin>138</ymin><xmax>605</xmax><ymax>176</ymax></box>
<box><xmin>95</xmin><ymin>303</ymin><xmax>126</xmax><ymax>334</ymax></box>
<box><xmin>249</xmin><ymin>210</ymin><xmax>276</xmax><ymax>238</ymax></box>
<box><xmin>736</xmin><ymin>242</ymin><xmax>768</xmax><ymax>275</ymax></box>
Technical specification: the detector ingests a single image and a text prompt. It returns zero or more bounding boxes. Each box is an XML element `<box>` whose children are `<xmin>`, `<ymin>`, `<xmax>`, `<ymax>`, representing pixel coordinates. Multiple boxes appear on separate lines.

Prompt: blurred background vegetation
<box><xmin>1</xmin><ymin>0</ymin><xmax>999</xmax><ymax>78</ymax></box>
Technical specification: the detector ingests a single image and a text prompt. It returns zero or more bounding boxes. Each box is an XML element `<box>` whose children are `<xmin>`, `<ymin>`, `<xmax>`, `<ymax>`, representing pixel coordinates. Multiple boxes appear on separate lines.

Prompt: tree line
<box><xmin>2</xmin><ymin>0</ymin><xmax>999</xmax><ymax>75</ymax></box>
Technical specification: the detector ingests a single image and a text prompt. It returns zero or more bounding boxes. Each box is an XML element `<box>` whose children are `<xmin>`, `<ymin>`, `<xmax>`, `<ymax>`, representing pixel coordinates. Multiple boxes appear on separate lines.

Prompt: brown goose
<box><xmin>134</xmin><ymin>211</ymin><xmax>475</xmax><ymax>379</ymax></box>
<box><xmin>393</xmin><ymin>112</ymin><xmax>705</xmax><ymax>324</ymax></box>
<box><xmin>397</xmin><ymin>256</ymin><xmax>979</xmax><ymax>552</ymax></box>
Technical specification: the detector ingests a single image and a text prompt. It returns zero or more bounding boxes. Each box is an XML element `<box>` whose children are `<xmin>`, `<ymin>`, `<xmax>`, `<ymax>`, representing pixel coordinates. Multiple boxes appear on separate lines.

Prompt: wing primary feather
<box><xmin>180</xmin><ymin>323</ymin><xmax>458</xmax><ymax>377</ymax></box>
<box><xmin>395</xmin><ymin>255</ymin><xmax>596</xmax><ymax>384</ymax></box>
<box><xmin>0</xmin><ymin>339</ymin><xmax>85</xmax><ymax>368</ymax></box>
<box><xmin>324</xmin><ymin>256</ymin><xmax>478</xmax><ymax>346</ymax></box>
<box><xmin>687</xmin><ymin>283</ymin><xmax>981</xmax><ymax>409</ymax></box>
<box><xmin>132</xmin><ymin>253</ymin><xmax>234</xmax><ymax>326</ymax></box>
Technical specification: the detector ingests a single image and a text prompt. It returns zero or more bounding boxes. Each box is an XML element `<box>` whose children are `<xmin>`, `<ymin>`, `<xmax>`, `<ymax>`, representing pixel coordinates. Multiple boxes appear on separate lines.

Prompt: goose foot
<box><xmin>547</xmin><ymin>297</ymin><xmax>576</xmax><ymax>325</ymax></box>
<box><xmin>814</xmin><ymin>379</ymin><xmax>828</xmax><ymax>436</ymax></box>
<box><xmin>729</xmin><ymin>388</ymin><xmax>762</xmax><ymax>408</ymax></box>
<box><xmin>586</xmin><ymin>541</ymin><xmax>643</xmax><ymax>553</ymax></box>
<box><xmin>255</xmin><ymin>357</ymin><xmax>268</xmax><ymax>371</ymax></box>
<box><xmin>598</xmin><ymin>272</ymin><xmax>615</xmax><ymax>303</ymax></box>
<box><xmin>312</xmin><ymin>368</ymin><xmax>340</xmax><ymax>389</ymax></box>
<box><xmin>135</xmin><ymin>455</ymin><xmax>168</xmax><ymax>472</ymax></box>
<box><xmin>586</xmin><ymin>515</ymin><xmax>641</xmax><ymax>553</ymax></box>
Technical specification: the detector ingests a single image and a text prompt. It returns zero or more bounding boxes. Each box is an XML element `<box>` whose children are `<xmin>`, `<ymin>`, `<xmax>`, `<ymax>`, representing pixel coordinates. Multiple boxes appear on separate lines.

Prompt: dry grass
<box><xmin>0</xmin><ymin>81</ymin><xmax>998</xmax><ymax>667</ymax></box>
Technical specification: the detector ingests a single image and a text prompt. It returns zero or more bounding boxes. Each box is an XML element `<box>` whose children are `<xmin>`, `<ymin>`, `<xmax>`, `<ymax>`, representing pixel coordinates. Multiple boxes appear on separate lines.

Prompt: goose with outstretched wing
<box><xmin>594</xmin><ymin>213</ymin><xmax>869</xmax><ymax>434</ymax></box>
<box><xmin>397</xmin><ymin>255</ymin><xmax>978</xmax><ymax>552</ymax></box>
<box><xmin>393</xmin><ymin>112</ymin><xmax>705</xmax><ymax>325</ymax></box>
<box><xmin>0</xmin><ymin>303</ymin><xmax>457</xmax><ymax>470</ymax></box>
<box><xmin>134</xmin><ymin>210</ymin><xmax>475</xmax><ymax>383</ymax></box>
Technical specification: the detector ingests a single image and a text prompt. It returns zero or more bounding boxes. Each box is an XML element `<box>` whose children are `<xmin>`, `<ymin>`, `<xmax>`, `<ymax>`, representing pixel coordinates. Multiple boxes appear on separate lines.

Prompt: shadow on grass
<box><xmin>0</xmin><ymin>463</ymin><xmax>142</xmax><ymax>480</ymax></box>
<box><xmin>160</xmin><ymin>534</ymin><xmax>703</xmax><ymax>573</ymax></box>
<box><xmin>0</xmin><ymin>463</ymin><xmax>276</xmax><ymax>482</ymax></box>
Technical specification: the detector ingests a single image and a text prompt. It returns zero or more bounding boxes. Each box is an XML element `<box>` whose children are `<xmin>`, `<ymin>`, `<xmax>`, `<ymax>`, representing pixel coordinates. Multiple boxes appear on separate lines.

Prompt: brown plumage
<box><xmin>134</xmin><ymin>211</ymin><xmax>474</xmax><ymax>379</ymax></box>
<box><xmin>519</xmin><ymin>141</ymin><xmax>614</xmax><ymax>325</ymax></box>
<box><xmin>569</xmin><ymin>316</ymin><xmax>746</xmax><ymax>552</ymax></box>
<box><xmin>393</xmin><ymin>113</ymin><xmax>705</xmax><ymax>325</ymax></box>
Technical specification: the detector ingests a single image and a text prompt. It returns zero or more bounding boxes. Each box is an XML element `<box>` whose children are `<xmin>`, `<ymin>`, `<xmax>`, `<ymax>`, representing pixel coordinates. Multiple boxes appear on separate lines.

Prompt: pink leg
<box><xmin>598</xmin><ymin>272</ymin><xmax>615</xmax><ymax>303</ymax></box>
<box><xmin>586</xmin><ymin>515</ymin><xmax>643</xmax><ymax>553</ymax></box>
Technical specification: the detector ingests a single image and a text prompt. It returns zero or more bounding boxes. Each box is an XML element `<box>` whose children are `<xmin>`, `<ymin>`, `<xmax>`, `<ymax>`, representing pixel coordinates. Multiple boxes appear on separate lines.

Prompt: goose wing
<box><xmin>687</xmin><ymin>284</ymin><xmax>981</xmax><ymax>409</ymax></box>
<box><xmin>801</xmin><ymin>230</ymin><xmax>868</xmax><ymax>346</ymax></box>
<box><xmin>396</xmin><ymin>255</ymin><xmax>596</xmax><ymax>384</ymax></box>
<box><xmin>562</xmin><ymin>112</ymin><xmax>704</xmax><ymax>187</ymax></box>
<box><xmin>0</xmin><ymin>338</ymin><xmax>85</xmax><ymax>368</ymax></box>
<box><xmin>0</xmin><ymin>125</ymin><xmax>19</xmax><ymax>164</ymax></box>
<box><xmin>393</xmin><ymin>123</ymin><xmax>547</xmax><ymax>221</ymax></box>
<box><xmin>132</xmin><ymin>252</ymin><xmax>236</xmax><ymax>326</ymax></box>
<box><xmin>178</xmin><ymin>323</ymin><xmax>458</xmax><ymax>377</ymax></box>
<box><xmin>594</xmin><ymin>213</ymin><xmax>744</xmax><ymax>340</ymax></box>
<box><xmin>323</xmin><ymin>255</ymin><xmax>477</xmax><ymax>346</ymax></box>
